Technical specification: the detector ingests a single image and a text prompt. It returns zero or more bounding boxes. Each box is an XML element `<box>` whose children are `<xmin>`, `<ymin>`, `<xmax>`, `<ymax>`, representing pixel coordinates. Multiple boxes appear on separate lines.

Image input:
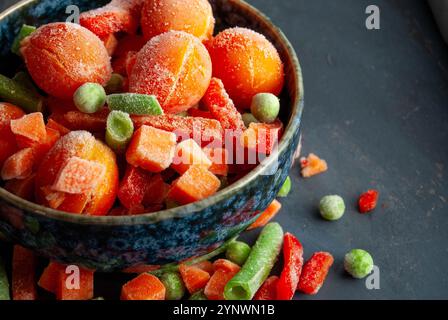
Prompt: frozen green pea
<box><xmin>189</xmin><ymin>290</ymin><xmax>207</xmax><ymax>300</ymax></box>
<box><xmin>0</xmin><ymin>74</ymin><xmax>44</xmax><ymax>113</ymax></box>
<box><xmin>105</xmin><ymin>111</ymin><xmax>134</xmax><ymax>153</ymax></box>
<box><xmin>319</xmin><ymin>195</ymin><xmax>345</xmax><ymax>221</ymax></box>
<box><xmin>250</xmin><ymin>93</ymin><xmax>280</xmax><ymax>123</ymax></box>
<box><xmin>344</xmin><ymin>249</ymin><xmax>374</xmax><ymax>279</ymax></box>
<box><xmin>161</xmin><ymin>272</ymin><xmax>185</xmax><ymax>300</ymax></box>
<box><xmin>74</xmin><ymin>83</ymin><xmax>106</xmax><ymax>114</ymax></box>
<box><xmin>277</xmin><ymin>176</ymin><xmax>291</xmax><ymax>197</ymax></box>
<box><xmin>11</xmin><ymin>24</ymin><xmax>36</xmax><ymax>56</ymax></box>
<box><xmin>106</xmin><ymin>93</ymin><xmax>163</xmax><ymax>115</ymax></box>
<box><xmin>226</xmin><ymin>241</ymin><xmax>251</xmax><ymax>266</ymax></box>
<box><xmin>104</xmin><ymin>73</ymin><xmax>124</xmax><ymax>94</ymax></box>
<box><xmin>242</xmin><ymin>113</ymin><xmax>259</xmax><ymax>127</ymax></box>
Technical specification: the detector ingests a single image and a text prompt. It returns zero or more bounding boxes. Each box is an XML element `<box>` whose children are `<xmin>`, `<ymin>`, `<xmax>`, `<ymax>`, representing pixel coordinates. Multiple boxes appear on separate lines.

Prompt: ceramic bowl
<box><xmin>0</xmin><ymin>0</ymin><xmax>304</xmax><ymax>271</ymax></box>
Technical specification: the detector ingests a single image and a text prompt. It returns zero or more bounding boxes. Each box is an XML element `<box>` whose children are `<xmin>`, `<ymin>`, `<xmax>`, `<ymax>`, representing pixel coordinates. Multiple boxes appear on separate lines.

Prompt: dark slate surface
<box><xmin>1</xmin><ymin>0</ymin><xmax>447</xmax><ymax>299</ymax></box>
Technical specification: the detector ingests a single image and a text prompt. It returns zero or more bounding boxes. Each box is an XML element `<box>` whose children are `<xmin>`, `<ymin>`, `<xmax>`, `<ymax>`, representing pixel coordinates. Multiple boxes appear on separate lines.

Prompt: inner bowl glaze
<box><xmin>0</xmin><ymin>0</ymin><xmax>304</xmax><ymax>271</ymax></box>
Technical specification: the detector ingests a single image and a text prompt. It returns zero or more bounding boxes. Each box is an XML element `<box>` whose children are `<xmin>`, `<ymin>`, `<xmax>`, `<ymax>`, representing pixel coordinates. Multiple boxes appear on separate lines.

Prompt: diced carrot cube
<box><xmin>179</xmin><ymin>264</ymin><xmax>210</xmax><ymax>294</ymax></box>
<box><xmin>254</xmin><ymin>275</ymin><xmax>279</xmax><ymax>300</ymax></box>
<box><xmin>1</xmin><ymin>148</ymin><xmax>35</xmax><ymax>180</ymax></box>
<box><xmin>100</xmin><ymin>33</ymin><xmax>118</xmax><ymax>56</ymax></box>
<box><xmin>300</xmin><ymin>153</ymin><xmax>328</xmax><ymax>178</ymax></box>
<box><xmin>205</xmin><ymin>260</ymin><xmax>240</xmax><ymax>300</ymax></box>
<box><xmin>240</xmin><ymin>120</ymin><xmax>283</xmax><ymax>155</ymax></box>
<box><xmin>52</xmin><ymin>156</ymin><xmax>106</xmax><ymax>194</ymax></box>
<box><xmin>12</xmin><ymin>245</ymin><xmax>37</xmax><ymax>300</ymax></box>
<box><xmin>142</xmin><ymin>173</ymin><xmax>170</xmax><ymax>206</ymax></box>
<box><xmin>10</xmin><ymin>112</ymin><xmax>47</xmax><ymax>143</ymax></box>
<box><xmin>213</xmin><ymin>259</ymin><xmax>241</xmax><ymax>274</ymax></box>
<box><xmin>248</xmin><ymin>199</ymin><xmax>282</xmax><ymax>230</ymax></box>
<box><xmin>192</xmin><ymin>260</ymin><xmax>214</xmax><ymax>276</ymax></box>
<box><xmin>41</xmin><ymin>185</ymin><xmax>66</xmax><ymax>209</ymax></box>
<box><xmin>0</xmin><ymin>103</ymin><xmax>26</xmax><ymax>168</ymax></box>
<box><xmin>121</xmin><ymin>273</ymin><xmax>166</xmax><ymax>300</ymax></box>
<box><xmin>4</xmin><ymin>174</ymin><xmax>36</xmax><ymax>200</ymax></box>
<box><xmin>126</xmin><ymin>125</ymin><xmax>177</xmax><ymax>173</ymax></box>
<box><xmin>202</xmin><ymin>78</ymin><xmax>246</xmax><ymax>131</ymax></box>
<box><xmin>171</xmin><ymin>139</ymin><xmax>212</xmax><ymax>174</ymax></box>
<box><xmin>46</xmin><ymin>119</ymin><xmax>70</xmax><ymax>136</ymax></box>
<box><xmin>167</xmin><ymin>166</ymin><xmax>220</xmax><ymax>205</ymax></box>
<box><xmin>16</xmin><ymin>127</ymin><xmax>61</xmax><ymax>166</ymax></box>
<box><xmin>38</xmin><ymin>261</ymin><xmax>65</xmax><ymax>294</ymax></box>
<box><xmin>204</xmin><ymin>147</ymin><xmax>228</xmax><ymax>176</ymax></box>
<box><xmin>118</xmin><ymin>166</ymin><xmax>152</xmax><ymax>209</ymax></box>
<box><xmin>56</xmin><ymin>266</ymin><xmax>94</xmax><ymax>300</ymax></box>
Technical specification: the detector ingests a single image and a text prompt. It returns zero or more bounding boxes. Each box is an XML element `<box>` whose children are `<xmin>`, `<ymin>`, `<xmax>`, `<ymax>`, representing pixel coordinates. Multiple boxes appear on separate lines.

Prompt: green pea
<box><xmin>242</xmin><ymin>113</ymin><xmax>259</xmax><ymax>127</ymax></box>
<box><xmin>74</xmin><ymin>82</ymin><xmax>106</xmax><ymax>114</ymax></box>
<box><xmin>344</xmin><ymin>249</ymin><xmax>374</xmax><ymax>279</ymax></box>
<box><xmin>161</xmin><ymin>272</ymin><xmax>186</xmax><ymax>300</ymax></box>
<box><xmin>105</xmin><ymin>110</ymin><xmax>134</xmax><ymax>153</ymax></box>
<box><xmin>277</xmin><ymin>176</ymin><xmax>292</xmax><ymax>197</ymax></box>
<box><xmin>106</xmin><ymin>93</ymin><xmax>163</xmax><ymax>115</ymax></box>
<box><xmin>104</xmin><ymin>73</ymin><xmax>124</xmax><ymax>94</ymax></box>
<box><xmin>189</xmin><ymin>290</ymin><xmax>207</xmax><ymax>300</ymax></box>
<box><xmin>250</xmin><ymin>93</ymin><xmax>280</xmax><ymax>123</ymax></box>
<box><xmin>11</xmin><ymin>24</ymin><xmax>36</xmax><ymax>56</ymax></box>
<box><xmin>226</xmin><ymin>241</ymin><xmax>251</xmax><ymax>266</ymax></box>
<box><xmin>319</xmin><ymin>195</ymin><xmax>345</xmax><ymax>221</ymax></box>
<box><xmin>0</xmin><ymin>255</ymin><xmax>10</xmax><ymax>300</ymax></box>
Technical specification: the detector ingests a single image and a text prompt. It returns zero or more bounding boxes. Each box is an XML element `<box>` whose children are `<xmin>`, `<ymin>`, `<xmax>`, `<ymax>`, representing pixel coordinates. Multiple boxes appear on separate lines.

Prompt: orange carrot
<box><xmin>171</xmin><ymin>139</ymin><xmax>211</xmax><ymax>174</ymax></box>
<box><xmin>204</xmin><ymin>147</ymin><xmax>229</xmax><ymax>176</ymax></box>
<box><xmin>121</xmin><ymin>273</ymin><xmax>165</xmax><ymax>300</ymax></box>
<box><xmin>248</xmin><ymin>199</ymin><xmax>282</xmax><ymax>230</ymax></box>
<box><xmin>179</xmin><ymin>264</ymin><xmax>210</xmax><ymax>294</ymax></box>
<box><xmin>204</xmin><ymin>260</ymin><xmax>240</xmax><ymax>300</ymax></box>
<box><xmin>10</xmin><ymin>112</ymin><xmax>47</xmax><ymax>142</ymax></box>
<box><xmin>12</xmin><ymin>245</ymin><xmax>37</xmax><ymax>300</ymax></box>
<box><xmin>38</xmin><ymin>261</ymin><xmax>65</xmax><ymax>294</ymax></box>
<box><xmin>1</xmin><ymin>148</ymin><xmax>35</xmax><ymax>181</ymax></box>
<box><xmin>56</xmin><ymin>265</ymin><xmax>94</xmax><ymax>300</ymax></box>
<box><xmin>192</xmin><ymin>260</ymin><xmax>214</xmax><ymax>276</ymax></box>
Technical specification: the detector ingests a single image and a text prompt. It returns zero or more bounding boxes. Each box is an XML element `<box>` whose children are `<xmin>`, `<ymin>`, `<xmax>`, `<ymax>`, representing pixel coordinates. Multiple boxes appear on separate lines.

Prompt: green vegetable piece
<box><xmin>161</xmin><ymin>272</ymin><xmax>186</xmax><ymax>300</ymax></box>
<box><xmin>11</xmin><ymin>24</ymin><xmax>36</xmax><ymax>56</ymax></box>
<box><xmin>242</xmin><ymin>113</ymin><xmax>259</xmax><ymax>127</ymax></box>
<box><xmin>224</xmin><ymin>222</ymin><xmax>283</xmax><ymax>300</ymax></box>
<box><xmin>189</xmin><ymin>290</ymin><xmax>207</xmax><ymax>300</ymax></box>
<box><xmin>74</xmin><ymin>83</ymin><xmax>106</xmax><ymax>114</ymax></box>
<box><xmin>277</xmin><ymin>176</ymin><xmax>292</xmax><ymax>197</ymax></box>
<box><xmin>106</xmin><ymin>110</ymin><xmax>134</xmax><ymax>153</ymax></box>
<box><xmin>106</xmin><ymin>93</ymin><xmax>163</xmax><ymax>115</ymax></box>
<box><xmin>104</xmin><ymin>73</ymin><xmax>124</xmax><ymax>94</ymax></box>
<box><xmin>12</xmin><ymin>71</ymin><xmax>39</xmax><ymax>93</ymax></box>
<box><xmin>250</xmin><ymin>93</ymin><xmax>280</xmax><ymax>123</ymax></box>
<box><xmin>344</xmin><ymin>249</ymin><xmax>374</xmax><ymax>279</ymax></box>
<box><xmin>225</xmin><ymin>241</ymin><xmax>251</xmax><ymax>266</ymax></box>
<box><xmin>0</xmin><ymin>256</ymin><xmax>10</xmax><ymax>300</ymax></box>
<box><xmin>319</xmin><ymin>195</ymin><xmax>345</xmax><ymax>221</ymax></box>
<box><xmin>0</xmin><ymin>74</ymin><xmax>44</xmax><ymax>113</ymax></box>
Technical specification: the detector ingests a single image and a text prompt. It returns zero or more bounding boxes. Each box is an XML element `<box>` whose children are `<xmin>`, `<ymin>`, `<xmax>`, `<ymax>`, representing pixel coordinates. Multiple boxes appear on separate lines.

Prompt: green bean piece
<box><xmin>12</xmin><ymin>71</ymin><xmax>39</xmax><ymax>93</ymax></box>
<box><xmin>106</xmin><ymin>93</ymin><xmax>163</xmax><ymax>115</ymax></box>
<box><xmin>225</xmin><ymin>241</ymin><xmax>251</xmax><ymax>266</ymax></box>
<box><xmin>0</xmin><ymin>74</ymin><xmax>44</xmax><ymax>113</ymax></box>
<box><xmin>160</xmin><ymin>272</ymin><xmax>186</xmax><ymax>300</ymax></box>
<box><xmin>105</xmin><ymin>110</ymin><xmax>134</xmax><ymax>153</ymax></box>
<box><xmin>11</xmin><ymin>24</ymin><xmax>36</xmax><ymax>56</ymax></box>
<box><xmin>224</xmin><ymin>223</ymin><xmax>284</xmax><ymax>300</ymax></box>
<box><xmin>104</xmin><ymin>73</ymin><xmax>124</xmax><ymax>94</ymax></box>
<box><xmin>0</xmin><ymin>256</ymin><xmax>10</xmax><ymax>300</ymax></box>
<box><xmin>277</xmin><ymin>176</ymin><xmax>292</xmax><ymax>197</ymax></box>
<box><xmin>189</xmin><ymin>290</ymin><xmax>207</xmax><ymax>300</ymax></box>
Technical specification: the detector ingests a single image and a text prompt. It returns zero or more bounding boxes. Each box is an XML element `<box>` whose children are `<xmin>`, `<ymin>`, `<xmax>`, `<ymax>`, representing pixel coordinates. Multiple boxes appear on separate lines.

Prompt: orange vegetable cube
<box><xmin>121</xmin><ymin>273</ymin><xmax>166</xmax><ymax>300</ymax></box>
<box><xmin>56</xmin><ymin>266</ymin><xmax>94</xmax><ymax>300</ymax></box>
<box><xmin>52</xmin><ymin>156</ymin><xmax>106</xmax><ymax>194</ymax></box>
<box><xmin>126</xmin><ymin>125</ymin><xmax>177</xmax><ymax>173</ymax></box>
<box><xmin>171</xmin><ymin>139</ymin><xmax>212</xmax><ymax>174</ymax></box>
<box><xmin>240</xmin><ymin>120</ymin><xmax>283</xmax><ymax>155</ymax></box>
<box><xmin>248</xmin><ymin>199</ymin><xmax>282</xmax><ymax>230</ymax></box>
<box><xmin>38</xmin><ymin>261</ymin><xmax>65</xmax><ymax>294</ymax></box>
<box><xmin>0</xmin><ymin>103</ymin><xmax>26</xmax><ymax>168</ymax></box>
<box><xmin>167</xmin><ymin>166</ymin><xmax>220</xmax><ymax>205</ymax></box>
<box><xmin>10</xmin><ymin>112</ymin><xmax>47</xmax><ymax>142</ymax></box>
<box><xmin>12</xmin><ymin>245</ymin><xmax>37</xmax><ymax>300</ymax></box>
<box><xmin>1</xmin><ymin>148</ymin><xmax>35</xmax><ymax>180</ymax></box>
<box><xmin>204</xmin><ymin>147</ymin><xmax>229</xmax><ymax>176</ymax></box>
<box><xmin>213</xmin><ymin>259</ymin><xmax>241</xmax><ymax>273</ymax></box>
<box><xmin>205</xmin><ymin>260</ymin><xmax>240</xmax><ymax>300</ymax></box>
<box><xmin>118</xmin><ymin>166</ymin><xmax>152</xmax><ymax>209</ymax></box>
<box><xmin>300</xmin><ymin>153</ymin><xmax>328</xmax><ymax>178</ymax></box>
<box><xmin>192</xmin><ymin>260</ymin><xmax>214</xmax><ymax>276</ymax></box>
<box><xmin>41</xmin><ymin>186</ymin><xmax>66</xmax><ymax>209</ymax></box>
<box><xmin>179</xmin><ymin>264</ymin><xmax>210</xmax><ymax>294</ymax></box>
<box><xmin>16</xmin><ymin>128</ymin><xmax>61</xmax><ymax>166</ymax></box>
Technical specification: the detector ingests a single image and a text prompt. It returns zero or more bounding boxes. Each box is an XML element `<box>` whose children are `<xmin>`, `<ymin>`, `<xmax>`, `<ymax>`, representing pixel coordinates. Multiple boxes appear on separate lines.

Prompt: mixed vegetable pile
<box><xmin>0</xmin><ymin>0</ymin><xmax>381</xmax><ymax>300</ymax></box>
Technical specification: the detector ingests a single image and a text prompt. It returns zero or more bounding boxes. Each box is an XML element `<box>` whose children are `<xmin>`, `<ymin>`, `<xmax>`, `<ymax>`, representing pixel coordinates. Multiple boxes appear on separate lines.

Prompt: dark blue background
<box><xmin>1</xmin><ymin>0</ymin><xmax>447</xmax><ymax>299</ymax></box>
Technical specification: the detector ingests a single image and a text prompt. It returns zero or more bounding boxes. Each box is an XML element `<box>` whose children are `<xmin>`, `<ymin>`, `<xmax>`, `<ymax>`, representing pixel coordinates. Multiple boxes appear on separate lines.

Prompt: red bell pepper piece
<box><xmin>254</xmin><ymin>275</ymin><xmax>279</xmax><ymax>300</ymax></box>
<box><xmin>276</xmin><ymin>233</ymin><xmax>303</xmax><ymax>300</ymax></box>
<box><xmin>298</xmin><ymin>252</ymin><xmax>333</xmax><ymax>295</ymax></box>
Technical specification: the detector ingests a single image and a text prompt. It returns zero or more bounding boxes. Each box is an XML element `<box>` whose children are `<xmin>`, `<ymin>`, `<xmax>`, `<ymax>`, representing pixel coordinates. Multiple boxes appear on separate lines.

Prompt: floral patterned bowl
<box><xmin>0</xmin><ymin>0</ymin><xmax>304</xmax><ymax>271</ymax></box>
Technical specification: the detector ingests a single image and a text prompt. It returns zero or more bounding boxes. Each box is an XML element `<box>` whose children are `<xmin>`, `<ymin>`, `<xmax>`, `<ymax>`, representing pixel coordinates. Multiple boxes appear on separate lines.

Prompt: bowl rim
<box><xmin>0</xmin><ymin>0</ymin><xmax>304</xmax><ymax>226</ymax></box>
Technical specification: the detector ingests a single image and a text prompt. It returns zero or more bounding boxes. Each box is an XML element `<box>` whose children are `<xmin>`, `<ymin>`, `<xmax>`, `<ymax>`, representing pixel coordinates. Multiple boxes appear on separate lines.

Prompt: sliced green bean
<box><xmin>224</xmin><ymin>223</ymin><xmax>284</xmax><ymax>300</ymax></box>
<box><xmin>12</xmin><ymin>71</ymin><xmax>39</xmax><ymax>94</ymax></box>
<box><xmin>160</xmin><ymin>272</ymin><xmax>185</xmax><ymax>300</ymax></box>
<box><xmin>225</xmin><ymin>241</ymin><xmax>251</xmax><ymax>266</ymax></box>
<box><xmin>105</xmin><ymin>110</ymin><xmax>134</xmax><ymax>153</ymax></box>
<box><xmin>0</xmin><ymin>74</ymin><xmax>44</xmax><ymax>113</ymax></box>
<box><xmin>11</xmin><ymin>24</ymin><xmax>36</xmax><ymax>56</ymax></box>
<box><xmin>106</xmin><ymin>93</ymin><xmax>163</xmax><ymax>115</ymax></box>
<box><xmin>189</xmin><ymin>290</ymin><xmax>207</xmax><ymax>300</ymax></box>
<box><xmin>0</xmin><ymin>255</ymin><xmax>10</xmax><ymax>300</ymax></box>
<box><xmin>277</xmin><ymin>176</ymin><xmax>292</xmax><ymax>197</ymax></box>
